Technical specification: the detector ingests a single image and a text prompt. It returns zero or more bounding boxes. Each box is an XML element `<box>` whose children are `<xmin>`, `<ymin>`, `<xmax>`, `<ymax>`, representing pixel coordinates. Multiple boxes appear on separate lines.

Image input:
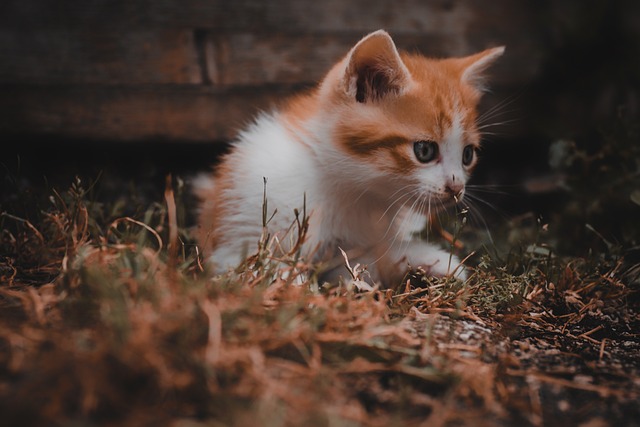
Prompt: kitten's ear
<box><xmin>343</xmin><ymin>30</ymin><xmax>412</xmax><ymax>103</ymax></box>
<box><xmin>457</xmin><ymin>46</ymin><xmax>505</xmax><ymax>92</ymax></box>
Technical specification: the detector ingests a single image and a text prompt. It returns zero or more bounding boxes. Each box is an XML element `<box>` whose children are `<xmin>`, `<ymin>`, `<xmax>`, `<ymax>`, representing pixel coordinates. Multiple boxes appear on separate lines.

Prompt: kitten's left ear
<box><xmin>342</xmin><ymin>30</ymin><xmax>413</xmax><ymax>103</ymax></box>
<box><xmin>457</xmin><ymin>46</ymin><xmax>505</xmax><ymax>92</ymax></box>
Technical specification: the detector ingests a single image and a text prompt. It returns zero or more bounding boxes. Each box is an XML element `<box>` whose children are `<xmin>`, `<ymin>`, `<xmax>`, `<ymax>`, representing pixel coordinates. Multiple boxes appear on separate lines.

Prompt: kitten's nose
<box><xmin>444</xmin><ymin>182</ymin><xmax>464</xmax><ymax>200</ymax></box>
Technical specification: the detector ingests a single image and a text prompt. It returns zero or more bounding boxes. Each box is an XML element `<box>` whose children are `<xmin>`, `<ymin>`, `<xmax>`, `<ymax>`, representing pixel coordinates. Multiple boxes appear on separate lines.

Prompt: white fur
<box><xmin>195</xmin><ymin>114</ymin><xmax>320</xmax><ymax>269</ymax></box>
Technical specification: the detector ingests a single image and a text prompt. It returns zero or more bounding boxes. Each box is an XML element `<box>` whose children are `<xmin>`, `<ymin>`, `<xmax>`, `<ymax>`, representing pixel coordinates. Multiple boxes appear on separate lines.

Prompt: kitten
<box><xmin>194</xmin><ymin>30</ymin><xmax>504</xmax><ymax>285</ymax></box>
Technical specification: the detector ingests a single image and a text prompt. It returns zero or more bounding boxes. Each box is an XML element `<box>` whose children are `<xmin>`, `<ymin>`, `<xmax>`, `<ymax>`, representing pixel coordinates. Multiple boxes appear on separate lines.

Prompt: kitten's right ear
<box><xmin>342</xmin><ymin>30</ymin><xmax>413</xmax><ymax>103</ymax></box>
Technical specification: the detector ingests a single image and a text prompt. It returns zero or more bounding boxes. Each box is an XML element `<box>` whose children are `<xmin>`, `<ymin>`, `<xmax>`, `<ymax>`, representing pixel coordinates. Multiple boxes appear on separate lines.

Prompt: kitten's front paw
<box><xmin>400</xmin><ymin>242</ymin><xmax>467</xmax><ymax>281</ymax></box>
<box><xmin>424</xmin><ymin>253</ymin><xmax>467</xmax><ymax>281</ymax></box>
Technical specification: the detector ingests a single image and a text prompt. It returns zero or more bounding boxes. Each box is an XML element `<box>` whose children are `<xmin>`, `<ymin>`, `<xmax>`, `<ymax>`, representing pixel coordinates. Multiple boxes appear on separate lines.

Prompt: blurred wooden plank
<box><xmin>0</xmin><ymin>82</ymin><xmax>513</xmax><ymax>143</ymax></box>
<box><xmin>203</xmin><ymin>33</ymin><xmax>351</xmax><ymax>86</ymax></box>
<box><xmin>0</xmin><ymin>84</ymin><xmax>303</xmax><ymax>142</ymax></box>
<box><xmin>0</xmin><ymin>29</ymin><xmax>201</xmax><ymax>84</ymax></box>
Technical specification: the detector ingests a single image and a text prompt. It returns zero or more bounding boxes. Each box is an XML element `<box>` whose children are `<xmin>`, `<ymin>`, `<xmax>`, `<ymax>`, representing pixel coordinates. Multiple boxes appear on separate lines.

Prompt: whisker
<box><xmin>377</xmin><ymin>184</ymin><xmax>416</xmax><ymax>223</ymax></box>
<box><xmin>476</xmin><ymin>119</ymin><xmax>520</xmax><ymax>131</ymax></box>
<box><xmin>382</xmin><ymin>189</ymin><xmax>420</xmax><ymax>239</ymax></box>
<box><xmin>353</xmin><ymin>186</ymin><xmax>370</xmax><ymax>204</ymax></box>
<box><xmin>395</xmin><ymin>193</ymin><xmax>423</xmax><ymax>239</ymax></box>
<box><xmin>461</xmin><ymin>199</ymin><xmax>496</xmax><ymax>247</ymax></box>
<box><xmin>477</xmin><ymin>92</ymin><xmax>523</xmax><ymax>126</ymax></box>
<box><xmin>464</xmin><ymin>192</ymin><xmax>510</xmax><ymax>220</ymax></box>
<box><xmin>465</xmin><ymin>184</ymin><xmax>516</xmax><ymax>189</ymax></box>
<box><xmin>373</xmin><ymin>190</ymin><xmax>423</xmax><ymax>265</ymax></box>
<box><xmin>464</xmin><ymin>185</ymin><xmax>514</xmax><ymax>197</ymax></box>
<box><xmin>476</xmin><ymin>91</ymin><xmax>526</xmax><ymax>140</ymax></box>
<box><xmin>395</xmin><ymin>197</ymin><xmax>426</xmax><ymax>261</ymax></box>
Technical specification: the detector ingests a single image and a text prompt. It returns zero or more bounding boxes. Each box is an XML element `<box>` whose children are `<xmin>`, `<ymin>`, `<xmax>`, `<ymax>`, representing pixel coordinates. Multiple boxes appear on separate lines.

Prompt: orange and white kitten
<box><xmin>195</xmin><ymin>30</ymin><xmax>504</xmax><ymax>285</ymax></box>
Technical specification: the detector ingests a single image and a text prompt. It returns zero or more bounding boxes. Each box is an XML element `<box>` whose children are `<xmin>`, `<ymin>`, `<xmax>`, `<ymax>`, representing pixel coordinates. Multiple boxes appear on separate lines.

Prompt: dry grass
<box><xmin>0</xmin><ymin>175</ymin><xmax>638</xmax><ymax>427</ymax></box>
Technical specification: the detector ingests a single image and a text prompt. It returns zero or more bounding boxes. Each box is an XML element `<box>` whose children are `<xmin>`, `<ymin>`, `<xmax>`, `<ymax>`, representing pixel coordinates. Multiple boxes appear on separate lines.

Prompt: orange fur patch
<box><xmin>341</xmin><ymin>133</ymin><xmax>408</xmax><ymax>156</ymax></box>
<box><xmin>282</xmin><ymin>91</ymin><xmax>320</xmax><ymax>136</ymax></box>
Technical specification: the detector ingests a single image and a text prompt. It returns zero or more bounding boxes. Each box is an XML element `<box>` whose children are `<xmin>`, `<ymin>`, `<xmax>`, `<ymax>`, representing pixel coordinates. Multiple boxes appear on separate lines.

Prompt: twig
<box><xmin>578</xmin><ymin>325</ymin><xmax>604</xmax><ymax>339</ymax></box>
<box><xmin>164</xmin><ymin>174</ymin><xmax>179</xmax><ymax>269</ymax></box>
<box><xmin>508</xmin><ymin>369</ymin><xmax>634</xmax><ymax>398</ymax></box>
<box><xmin>599</xmin><ymin>338</ymin><xmax>608</xmax><ymax>361</ymax></box>
<box><xmin>107</xmin><ymin>217</ymin><xmax>163</xmax><ymax>255</ymax></box>
<box><xmin>0</xmin><ymin>212</ymin><xmax>45</xmax><ymax>245</ymax></box>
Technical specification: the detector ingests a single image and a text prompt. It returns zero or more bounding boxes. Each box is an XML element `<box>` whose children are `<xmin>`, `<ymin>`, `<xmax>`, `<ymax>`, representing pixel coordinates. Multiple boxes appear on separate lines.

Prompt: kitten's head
<box><xmin>321</xmin><ymin>30</ymin><xmax>504</xmax><ymax>208</ymax></box>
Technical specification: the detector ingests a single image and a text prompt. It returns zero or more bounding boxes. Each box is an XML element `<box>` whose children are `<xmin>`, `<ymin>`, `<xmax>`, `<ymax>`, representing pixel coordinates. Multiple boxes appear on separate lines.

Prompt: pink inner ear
<box><xmin>354</xmin><ymin>62</ymin><xmax>402</xmax><ymax>103</ymax></box>
<box><xmin>345</xmin><ymin>31</ymin><xmax>411</xmax><ymax>103</ymax></box>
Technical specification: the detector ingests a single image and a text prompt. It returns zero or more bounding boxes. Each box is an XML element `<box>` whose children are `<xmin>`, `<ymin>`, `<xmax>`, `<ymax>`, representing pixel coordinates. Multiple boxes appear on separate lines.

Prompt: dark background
<box><xmin>1</xmin><ymin>0</ymin><xmax>639</xmax><ymax>238</ymax></box>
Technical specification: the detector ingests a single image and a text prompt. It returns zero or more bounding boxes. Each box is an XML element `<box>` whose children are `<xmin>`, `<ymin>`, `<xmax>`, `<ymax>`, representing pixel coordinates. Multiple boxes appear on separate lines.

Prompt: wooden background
<box><xmin>0</xmin><ymin>0</ymin><xmax>638</xmax><ymax>143</ymax></box>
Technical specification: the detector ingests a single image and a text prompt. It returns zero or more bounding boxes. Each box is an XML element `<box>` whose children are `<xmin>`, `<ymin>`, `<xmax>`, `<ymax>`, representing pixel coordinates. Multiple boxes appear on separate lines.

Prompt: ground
<box><xmin>0</xmin><ymin>162</ymin><xmax>638</xmax><ymax>426</ymax></box>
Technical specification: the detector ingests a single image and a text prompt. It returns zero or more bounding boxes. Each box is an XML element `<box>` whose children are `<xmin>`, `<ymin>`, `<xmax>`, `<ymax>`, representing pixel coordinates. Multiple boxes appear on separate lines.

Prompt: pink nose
<box><xmin>445</xmin><ymin>182</ymin><xmax>464</xmax><ymax>198</ymax></box>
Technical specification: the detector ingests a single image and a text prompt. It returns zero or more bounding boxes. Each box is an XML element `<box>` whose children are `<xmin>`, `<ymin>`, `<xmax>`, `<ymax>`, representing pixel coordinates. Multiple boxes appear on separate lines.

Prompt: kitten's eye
<box><xmin>462</xmin><ymin>145</ymin><xmax>476</xmax><ymax>167</ymax></box>
<box><xmin>413</xmin><ymin>140</ymin><xmax>439</xmax><ymax>163</ymax></box>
